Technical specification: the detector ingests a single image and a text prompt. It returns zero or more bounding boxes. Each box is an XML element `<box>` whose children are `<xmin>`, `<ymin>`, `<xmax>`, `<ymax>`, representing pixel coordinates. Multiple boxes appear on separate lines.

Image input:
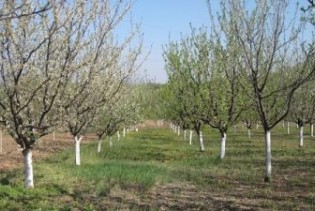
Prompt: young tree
<box><xmin>163</xmin><ymin>41</ymin><xmax>206</xmax><ymax>151</ymax></box>
<box><xmin>0</xmin><ymin>0</ymin><xmax>140</xmax><ymax>188</ymax></box>
<box><xmin>92</xmin><ymin>85</ymin><xmax>141</xmax><ymax>153</ymax></box>
<box><xmin>56</xmin><ymin>0</ymin><xmax>142</xmax><ymax>166</ymax></box>
<box><xmin>290</xmin><ymin>81</ymin><xmax>315</xmax><ymax>147</ymax></box>
<box><xmin>212</xmin><ymin>0</ymin><xmax>315</xmax><ymax>182</ymax></box>
<box><xmin>193</xmin><ymin>30</ymin><xmax>244</xmax><ymax>159</ymax></box>
<box><xmin>0</xmin><ymin>0</ymin><xmax>78</xmax><ymax>188</ymax></box>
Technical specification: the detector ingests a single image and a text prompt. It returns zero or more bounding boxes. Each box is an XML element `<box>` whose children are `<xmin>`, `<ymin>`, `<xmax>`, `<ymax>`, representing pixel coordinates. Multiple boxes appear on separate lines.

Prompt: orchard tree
<box><xmin>211</xmin><ymin>0</ymin><xmax>315</xmax><ymax>182</ymax></box>
<box><xmin>0</xmin><ymin>0</ymin><xmax>140</xmax><ymax>188</ymax></box>
<box><xmin>92</xmin><ymin>85</ymin><xmax>141</xmax><ymax>153</ymax></box>
<box><xmin>192</xmin><ymin>29</ymin><xmax>244</xmax><ymax>159</ymax></box>
<box><xmin>0</xmin><ymin>0</ymin><xmax>76</xmax><ymax>189</ymax></box>
<box><xmin>240</xmin><ymin>106</ymin><xmax>259</xmax><ymax>139</ymax></box>
<box><xmin>56</xmin><ymin>0</ymin><xmax>142</xmax><ymax>166</ymax></box>
<box><xmin>290</xmin><ymin>81</ymin><xmax>315</xmax><ymax>147</ymax></box>
<box><xmin>163</xmin><ymin>42</ymin><xmax>206</xmax><ymax>151</ymax></box>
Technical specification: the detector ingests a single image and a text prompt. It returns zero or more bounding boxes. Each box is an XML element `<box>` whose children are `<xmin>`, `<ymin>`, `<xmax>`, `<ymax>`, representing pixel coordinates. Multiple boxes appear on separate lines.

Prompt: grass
<box><xmin>1</xmin><ymin>123</ymin><xmax>315</xmax><ymax>210</ymax></box>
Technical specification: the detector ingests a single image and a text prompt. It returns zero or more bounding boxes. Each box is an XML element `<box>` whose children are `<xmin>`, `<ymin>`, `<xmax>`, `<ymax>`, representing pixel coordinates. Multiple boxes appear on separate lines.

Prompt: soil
<box><xmin>0</xmin><ymin>131</ymin><xmax>96</xmax><ymax>171</ymax></box>
<box><xmin>0</xmin><ymin>119</ymin><xmax>164</xmax><ymax>171</ymax></box>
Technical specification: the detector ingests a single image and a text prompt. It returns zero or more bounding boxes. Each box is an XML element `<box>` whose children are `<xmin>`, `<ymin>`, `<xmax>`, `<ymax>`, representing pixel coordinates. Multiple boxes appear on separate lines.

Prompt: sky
<box><xmin>122</xmin><ymin>0</ymin><xmax>311</xmax><ymax>84</ymax></box>
<box><xmin>131</xmin><ymin>0</ymin><xmax>212</xmax><ymax>83</ymax></box>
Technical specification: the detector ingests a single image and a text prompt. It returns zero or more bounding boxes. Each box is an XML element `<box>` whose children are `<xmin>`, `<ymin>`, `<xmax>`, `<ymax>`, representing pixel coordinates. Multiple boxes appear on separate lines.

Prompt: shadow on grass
<box><xmin>0</xmin><ymin>170</ymin><xmax>20</xmax><ymax>186</ymax></box>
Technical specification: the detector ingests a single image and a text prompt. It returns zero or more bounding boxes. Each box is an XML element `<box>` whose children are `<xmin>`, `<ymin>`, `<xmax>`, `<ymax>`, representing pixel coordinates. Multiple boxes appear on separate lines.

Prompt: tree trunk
<box><xmin>97</xmin><ymin>138</ymin><xmax>102</xmax><ymax>153</ymax></box>
<box><xmin>184</xmin><ymin>130</ymin><xmax>187</xmax><ymax>141</ymax></box>
<box><xmin>199</xmin><ymin>131</ymin><xmax>205</xmax><ymax>152</ymax></box>
<box><xmin>177</xmin><ymin>126</ymin><xmax>180</xmax><ymax>136</ymax></box>
<box><xmin>220</xmin><ymin>132</ymin><xmax>227</xmax><ymax>159</ymax></box>
<box><xmin>123</xmin><ymin>127</ymin><xmax>126</xmax><ymax>137</ymax></box>
<box><xmin>74</xmin><ymin>136</ymin><xmax>82</xmax><ymax>166</ymax></box>
<box><xmin>117</xmin><ymin>131</ymin><xmax>121</xmax><ymax>141</ymax></box>
<box><xmin>264</xmin><ymin>130</ymin><xmax>272</xmax><ymax>182</ymax></box>
<box><xmin>299</xmin><ymin>125</ymin><xmax>304</xmax><ymax>147</ymax></box>
<box><xmin>311</xmin><ymin>123</ymin><xmax>314</xmax><ymax>137</ymax></box>
<box><xmin>287</xmin><ymin>122</ymin><xmax>290</xmax><ymax>134</ymax></box>
<box><xmin>189</xmin><ymin>130</ymin><xmax>193</xmax><ymax>145</ymax></box>
<box><xmin>109</xmin><ymin>136</ymin><xmax>113</xmax><ymax>148</ymax></box>
<box><xmin>23</xmin><ymin>148</ymin><xmax>34</xmax><ymax>188</ymax></box>
<box><xmin>248</xmin><ymin>129</ymin><xmax>251</xmax><ymax>139</ymax></box>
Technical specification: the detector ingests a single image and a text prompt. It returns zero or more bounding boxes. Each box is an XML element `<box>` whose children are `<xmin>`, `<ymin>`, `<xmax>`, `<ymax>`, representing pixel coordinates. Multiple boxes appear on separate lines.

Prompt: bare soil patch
<box><xmin>0</xmin><ymin>132</ymin><xmax>95</xmax><ymax>171</ymax></box>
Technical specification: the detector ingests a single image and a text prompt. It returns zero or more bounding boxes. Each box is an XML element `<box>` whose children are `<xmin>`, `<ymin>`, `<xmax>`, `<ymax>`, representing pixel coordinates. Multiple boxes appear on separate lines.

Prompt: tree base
<box><xmin>264</xmin><ymin>177</ymin><xmax>271</xmax><ymax>183</ymax></box>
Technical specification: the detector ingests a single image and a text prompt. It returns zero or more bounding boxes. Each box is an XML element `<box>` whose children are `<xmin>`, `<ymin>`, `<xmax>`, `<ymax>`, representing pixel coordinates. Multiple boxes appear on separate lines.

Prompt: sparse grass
<box><xmin>1</xmin><ymin>124</ymin><xmax>315</xmax><ymax>210</ymax></box>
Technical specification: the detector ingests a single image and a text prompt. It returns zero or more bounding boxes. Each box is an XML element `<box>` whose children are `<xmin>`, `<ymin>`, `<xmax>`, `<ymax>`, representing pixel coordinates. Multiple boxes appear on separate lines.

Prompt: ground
<box><xmin>0</xmin><ymin>132</ymin><xmax>95</xmax><ymax>171</ymax></box>
<box><xmin>0</xmin><ymin>120</ymin><xmax>160</xmax><ymax>170</ymax></box>
<box><xmin>1</xmin><ymin>121</ymin><xmax>314</xmax><ymax>210</ymax></box>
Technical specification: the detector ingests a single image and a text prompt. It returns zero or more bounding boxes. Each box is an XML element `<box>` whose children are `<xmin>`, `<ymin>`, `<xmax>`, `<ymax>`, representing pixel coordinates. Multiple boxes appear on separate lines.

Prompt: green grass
<box><xmin>1</xmin><ymin>124</ymin><xmax>315</xmax><ymax>210</ymax></box>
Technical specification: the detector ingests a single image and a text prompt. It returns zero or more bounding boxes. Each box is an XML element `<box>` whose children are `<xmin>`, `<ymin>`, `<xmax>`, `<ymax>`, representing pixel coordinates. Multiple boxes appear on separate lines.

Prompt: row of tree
<box><xmin>161</xmin><ymin>0</ymin><xmax>315</xmax><ymax>182</ymax></box>
<box><xmin>0</xmin><ymin>0</ymin><xmax>143</xmax><ymax>188</ymax></box>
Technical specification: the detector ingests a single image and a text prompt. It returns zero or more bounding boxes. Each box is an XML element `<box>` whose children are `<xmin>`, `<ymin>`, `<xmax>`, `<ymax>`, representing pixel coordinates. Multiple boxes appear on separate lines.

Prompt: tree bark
<box><xmin>97</xmin><ymin>139</ymin><xmax>102</xmax><ymax>153</ymax></box>
<box><xmin>248</xmin><ymin>129</ymin><xmax>251</xmax><ymax>139</ymax></box>
<box><xmin>311</xmin><ymin>123</ymin><xmax>314</xmax><ymax>137</ymax></box>
<box><xmin>109</xmin><ymin>136</ymin><xmax>113</xmax><ymax>148</ymax></box>
<box><xmin>74</xmin><ymin>136</ymin><xmax>82</xmax><ymax>166</ymax></box>
<box><xmin>23</xmin><ymin>148</ymin><xmax>34</xmax><ymax>188</ymax></box>
<box><xmin>199</xmin><ymin>131</ymin><xmax>205</xmax><ymax>152</ymax></box>
<box><xmin>184</xmin><ymin>130</ymin><xmax>187</xmax><ymax>141</ymax></box>
<box><xmin>287</xmin><ymin>122</ymin><xmax>290</xmax><ymax>134</ymax></box>
<box><xmin>220</xmin><ymin>132</ymin><xmax>227</xmax><ymax>159</ymax></box>
<box><xmin>189</xmin><ymin>130</ymin><xmax>193</xmax><ymax>145</ymax></box>
<box><xmin>299</xmin><ymin>125</ymin><xmax>304</xmax><ymax>147</ymax></box>
<box><xmin>117</xmin><ymin>131</ymin><xmax>121</xmax><ymax>141</ymax></box>
<box><xmin>264</xmin><ymin>130</ymin><xmax>272</xmax><ymax>182</ymax></box>
<box><xmin>177</xmin><ymin>126</ymin><xmax>180</xmax><ymax>136</ymax></box>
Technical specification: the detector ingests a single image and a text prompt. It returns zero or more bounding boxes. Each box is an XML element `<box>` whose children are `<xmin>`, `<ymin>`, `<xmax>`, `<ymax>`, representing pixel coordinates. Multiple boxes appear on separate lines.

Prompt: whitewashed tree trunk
<box><xmin>299</xmin><ymin>125</ymin><xmax>304</xmax><ymax>147</ymax></box>
<box><xmin>287</xmin><ymin>122</ymin><xmax>290</xmax><ymax>134</ymax></box>
<box><xmin>264</xmin><ymin>130</ymin><xmax>272</xmax><ymax>182</ymax></box>
<box><xmin>109</xmin><ymin>137</ymin><xmax>113</xmax><ymax>148</ymax></box>
<box><xmin>282</xmin><ymin>120</ymin><xmax>285</xmax><ymax>128</ymax></box>
<box><xmin>177</xmin><ymin>126</ymin><xmax>180</xmax><ymax>136</ymax></box>
<box><xmin>199</xmin><ymin>131</ymin><xmax>205</xmax><ymax>152</ymax></box>
<box><xmin>74</xmin><ymin>136</ymin><xmax>82</xmax><ymax>166</ymax></box>
<box><xmin>220</xmin><ymin>132</ymin><xmax>227</xmax><ymax>159</ymax></box>
<box><xmin>311</xmin><ymin>124</ymin><xmax>314</xmax><ymax>137</ymax></box>
<box><xmin>23</xmin><ymin>148</ymin><xmax>34</xmax><ymax>188</ymax></box>
<box><xmin>117</xmin><ymin>131</ymin><xmax>121</xmax><ymax>141</ymax></box>
<box><xmin>189</xmin><ymin>130</ymin><xmax>193</xmax><ymax>145</ymax></box>
<box><xmin>135</xmin><ymin>127</ymin><xmax>139</xmax><ymax>132</ymax></box>
<box><xmin>184</xmin><ymin>130</ymin><xmax>187</xmax><ymax>141</ymax></box>
<box><xmin>123</xmin><ymin>127</ymin><xmax>126</xmax><ymax>137</ymax></box>
<box><xmin>256</xmin><ymin>123</ymin><xmax>259</xmax><ymax>129</ymax></box>
<box><xmin>97</xmin><ymin>139</ymin><xmax>102</xmax><ymax>153</ymax></box>
<box><xmin>248</xmin><ymin>129</ymin><xmax>251</xmax><ymax>139</ymax></box>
